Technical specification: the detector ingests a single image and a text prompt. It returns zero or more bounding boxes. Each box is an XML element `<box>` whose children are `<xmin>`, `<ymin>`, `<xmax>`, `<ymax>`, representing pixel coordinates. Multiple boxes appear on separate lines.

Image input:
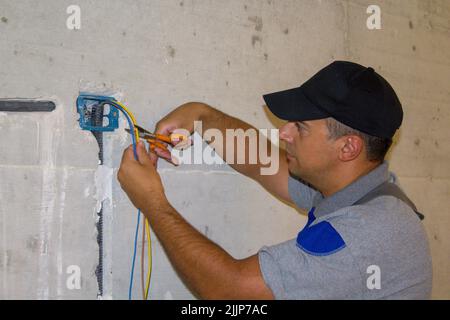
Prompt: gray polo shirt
<box><xmin>258</xmin><ymin>161</ymin><xmax>432</xmax><ymax>299</ymax></box>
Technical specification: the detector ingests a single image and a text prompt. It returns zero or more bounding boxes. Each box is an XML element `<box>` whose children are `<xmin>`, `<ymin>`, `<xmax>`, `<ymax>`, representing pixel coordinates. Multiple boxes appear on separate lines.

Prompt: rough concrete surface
<box><xmin>0</xmin><ymin>0</ymin><xmax>449</xmax><ymax>299</ymax></box>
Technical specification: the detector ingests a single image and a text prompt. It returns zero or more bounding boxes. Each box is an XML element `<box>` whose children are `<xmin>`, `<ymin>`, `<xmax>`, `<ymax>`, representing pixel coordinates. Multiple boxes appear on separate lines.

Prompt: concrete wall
<box><xmin>0</xmin><ymin>0</ymin><xmax>448</xmax><ymax>299</ymax></box>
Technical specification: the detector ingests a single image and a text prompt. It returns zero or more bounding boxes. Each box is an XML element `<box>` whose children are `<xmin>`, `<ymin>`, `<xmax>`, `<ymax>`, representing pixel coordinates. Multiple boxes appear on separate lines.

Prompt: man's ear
<box><xmin>339</xmin><ymin>135</ymin><xmax>364</xmax><ymax>162</ymax></box>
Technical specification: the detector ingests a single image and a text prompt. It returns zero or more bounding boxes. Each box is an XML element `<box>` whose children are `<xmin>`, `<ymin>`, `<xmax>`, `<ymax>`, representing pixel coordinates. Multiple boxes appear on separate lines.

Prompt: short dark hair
<box><xmin>325</xmin><ymin>117</ymin><xmax>392</xmax><ymax>162</ymax></box>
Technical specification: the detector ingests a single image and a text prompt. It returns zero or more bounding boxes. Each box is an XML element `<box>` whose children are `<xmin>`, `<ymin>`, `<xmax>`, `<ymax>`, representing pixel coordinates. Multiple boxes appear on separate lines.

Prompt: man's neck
<box><xmin>320</xmin><ymin>161</ymin><xmax>381</xmax><ymax>197</ymax></box>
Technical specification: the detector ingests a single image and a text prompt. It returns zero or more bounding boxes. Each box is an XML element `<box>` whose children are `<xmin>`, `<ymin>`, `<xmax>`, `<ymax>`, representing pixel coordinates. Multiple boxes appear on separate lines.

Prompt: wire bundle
<box><xmin>106</xmin><ymin>99</ymin><xmax>152</xmax><ymax>300</ymax></box>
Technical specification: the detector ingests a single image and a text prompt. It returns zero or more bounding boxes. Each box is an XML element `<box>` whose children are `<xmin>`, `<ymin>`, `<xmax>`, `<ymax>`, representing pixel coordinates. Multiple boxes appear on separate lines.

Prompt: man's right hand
<box><xmin>150</xmin><ymin>102</ymin><xmax>208</xmax><ymax>166</ymax></box>
<box><xmin>150</xmin><ymin>101</ymin><xmax>292</xmax><ymax>204</ymax></box>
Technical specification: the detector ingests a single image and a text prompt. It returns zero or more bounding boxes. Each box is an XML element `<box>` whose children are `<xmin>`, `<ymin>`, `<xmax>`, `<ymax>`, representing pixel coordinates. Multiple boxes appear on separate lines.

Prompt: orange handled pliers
<box><xmin>125</xmin><ymin>124</ymin><xmax>187</xmax><ymax>152</ymax></box>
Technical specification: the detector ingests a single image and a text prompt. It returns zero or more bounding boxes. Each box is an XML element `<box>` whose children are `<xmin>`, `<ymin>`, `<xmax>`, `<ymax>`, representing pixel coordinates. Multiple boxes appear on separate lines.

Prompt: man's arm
<box><xmin>144</xmin><ymin>199</ymin><xmax>273</xmax><ymax>299</ymax></box>
<box><xmin>118</xmin><ymin>143</ymin><xmax>274</xmax><ymax>299</ymax></box>
<box><xmin>153</xmin><ymin>102</ymin><xmax>292</xmax><ymax>204</ymax></box>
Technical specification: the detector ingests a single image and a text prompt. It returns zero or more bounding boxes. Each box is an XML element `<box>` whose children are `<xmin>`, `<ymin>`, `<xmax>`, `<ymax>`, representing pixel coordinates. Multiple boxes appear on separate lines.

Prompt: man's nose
<box><xmin>279</xmin><ymin>122</ymin><xmax>295</xmax><ymax>143</ymax></box>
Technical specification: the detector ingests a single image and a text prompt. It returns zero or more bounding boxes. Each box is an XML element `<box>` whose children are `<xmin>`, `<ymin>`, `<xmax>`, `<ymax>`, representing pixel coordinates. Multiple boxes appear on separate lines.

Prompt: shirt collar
<box><xmin>312</xmin><ymin>161</ymin><xmax>390</xmax><ymax>219</ymax></box>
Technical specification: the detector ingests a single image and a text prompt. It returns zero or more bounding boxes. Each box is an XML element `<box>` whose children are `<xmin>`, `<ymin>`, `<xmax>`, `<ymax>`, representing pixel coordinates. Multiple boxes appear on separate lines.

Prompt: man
<box><xmin>117</xmin><ymin>61</ymin><xmax>432</xmax><ymax>299</ymax></box>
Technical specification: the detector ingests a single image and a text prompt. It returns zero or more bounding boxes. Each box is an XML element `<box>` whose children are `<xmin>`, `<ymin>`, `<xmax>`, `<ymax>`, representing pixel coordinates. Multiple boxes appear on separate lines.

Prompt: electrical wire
<box><xmin>129</xmin><ymin>209</ymin><xmax>141</xmax><ymax>300</ymax></box>
<box><xmin>144</xmin><ymin>218</ymin><xmax>152</xmax><ymax>299</ymax></box>
<box><xmin>141</xmin><ymin>218</ymin><xmax>152</xmax><ymax>300</ymax></box>
<box><xmin>141</xmin><ymin>218</ymin><xmax>146</xmax><ymax>299</ymax></box>
<box><xmin>105</xmin><ymin>99</ymin><xmax>152</xmax><ymax>300</ymax></box>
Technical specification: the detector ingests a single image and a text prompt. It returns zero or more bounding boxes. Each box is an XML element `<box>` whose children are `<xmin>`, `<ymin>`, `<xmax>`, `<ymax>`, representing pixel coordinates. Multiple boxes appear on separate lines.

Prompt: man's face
<box><xmin>279</xmin><ymin>118</ymin><xmax>338</xmax><ymax>186</ymax></box>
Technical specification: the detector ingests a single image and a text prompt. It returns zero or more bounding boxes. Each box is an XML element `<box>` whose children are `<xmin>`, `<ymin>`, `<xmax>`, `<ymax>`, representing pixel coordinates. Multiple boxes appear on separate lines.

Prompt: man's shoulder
<box><xmin>324</xmin><ymin>195</ymin><xmax>427</xmax><ymax>250</ymax></box>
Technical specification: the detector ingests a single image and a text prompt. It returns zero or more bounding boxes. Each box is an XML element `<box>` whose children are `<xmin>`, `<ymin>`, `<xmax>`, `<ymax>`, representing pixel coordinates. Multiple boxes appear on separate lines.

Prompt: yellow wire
<box><xmin>114</xmin><ymin>100</ymin><xmax>140</xmax><ymax>143</ymax></box>
<box><xmin>113</xmin><ymin>99</ymin><xmax>152</xmax><ymax>300</ymax></box>
<box><xmin>144</xmin><ymin>219</ymin><xmax>152</xmax><ymax>299</ymax></box>
<box><xmin>114</xmin><ymin>100</ymin><xmax>138</xmax><ymax>126</ymax></box>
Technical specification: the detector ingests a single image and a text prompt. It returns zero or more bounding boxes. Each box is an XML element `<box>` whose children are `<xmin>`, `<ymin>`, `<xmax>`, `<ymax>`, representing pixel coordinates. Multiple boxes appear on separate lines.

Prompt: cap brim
<box><xmin>263</xmin><ymin>87</ymin><xmax>329</xmax><ymax>121</ymax></box>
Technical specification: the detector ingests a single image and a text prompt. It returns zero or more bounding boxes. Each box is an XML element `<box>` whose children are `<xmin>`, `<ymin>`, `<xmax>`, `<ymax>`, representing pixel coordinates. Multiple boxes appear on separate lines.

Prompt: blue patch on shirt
<box><xmin>296</xmin><ymin>207</ymin><xmax>346</xmax><ymax>256</ymax></box>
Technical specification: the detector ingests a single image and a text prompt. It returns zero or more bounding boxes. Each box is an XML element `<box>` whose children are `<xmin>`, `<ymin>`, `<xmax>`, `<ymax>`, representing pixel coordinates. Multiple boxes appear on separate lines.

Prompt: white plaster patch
<box><xmin>106</xmin><ymin>117</ymin><xmax>132</xmax><ymax>148</ymax></box>
<box><xmin>94</xmin><ymin>165</ymin><xmax>113</xmax><ymax>212</ymax></box>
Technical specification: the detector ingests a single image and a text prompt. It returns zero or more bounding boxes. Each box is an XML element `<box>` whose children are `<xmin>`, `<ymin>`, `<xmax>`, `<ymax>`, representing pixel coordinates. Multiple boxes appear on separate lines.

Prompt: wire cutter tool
<box><xmin>125</xmin><ymin>124</ymin><xmax>187</xmax><ymax>152</ymax></box>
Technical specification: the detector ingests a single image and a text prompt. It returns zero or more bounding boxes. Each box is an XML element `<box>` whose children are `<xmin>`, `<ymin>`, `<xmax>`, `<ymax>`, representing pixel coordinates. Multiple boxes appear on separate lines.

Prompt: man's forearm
<box><xmin>196</xmin><ymin>103</ymin><xmax>277</xmax><ymax>180</ymax></box>
<box><xmin>141</xmin><ymin>196</ymin><xmax>241</xmax><ymax>299</ymax></box>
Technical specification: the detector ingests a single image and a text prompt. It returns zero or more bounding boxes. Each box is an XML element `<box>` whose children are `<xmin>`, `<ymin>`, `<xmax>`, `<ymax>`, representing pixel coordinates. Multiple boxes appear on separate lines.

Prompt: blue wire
<box><xmin>107</xmin><ymin>99</ymin><xmax>140</xmax><ymax>300</ymax></box>
<box><xmin>128</xmin><ymin>209</ymin><xmax>141</xmax><ymax>300</ymax></box>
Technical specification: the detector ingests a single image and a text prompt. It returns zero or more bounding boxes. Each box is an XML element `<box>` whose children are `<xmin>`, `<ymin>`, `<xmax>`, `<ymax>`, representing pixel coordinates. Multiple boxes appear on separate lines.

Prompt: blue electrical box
<box><xmin>76</xmin><ymin>94</ymin><xmax>120</xmax><ymax>132</ymax></box>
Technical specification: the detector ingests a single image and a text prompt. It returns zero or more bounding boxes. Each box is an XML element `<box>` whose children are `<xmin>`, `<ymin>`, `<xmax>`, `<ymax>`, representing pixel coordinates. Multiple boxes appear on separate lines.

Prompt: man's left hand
<box><xmin>117</xmin><ymin>141</ymin><xmax>167</xmax><ymax>211</ymax></box>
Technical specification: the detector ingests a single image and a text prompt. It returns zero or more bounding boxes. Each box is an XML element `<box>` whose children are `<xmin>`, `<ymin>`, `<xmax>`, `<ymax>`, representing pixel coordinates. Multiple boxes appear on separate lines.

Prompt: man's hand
<box><xmin>151</xmin><ymin>101</ymin><xmax>292</xmax><ymax>204</ymax></box>
<box><xmin>117</xmin><ymin>141</ymin><xmax>167</xmax><ymax>211</ymax></box>
<box><xmin>150</xmin><ymin>102</ymin><xmax>208</xmax><ymax>166</ymax></box>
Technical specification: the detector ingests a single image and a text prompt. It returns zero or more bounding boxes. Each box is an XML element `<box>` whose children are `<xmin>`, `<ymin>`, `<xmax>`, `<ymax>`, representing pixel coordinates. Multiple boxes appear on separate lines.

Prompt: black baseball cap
<box><xmin>263</xmin><ymin>61</ymin><xmax>403</xmax><ymax>139</ymax></box>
